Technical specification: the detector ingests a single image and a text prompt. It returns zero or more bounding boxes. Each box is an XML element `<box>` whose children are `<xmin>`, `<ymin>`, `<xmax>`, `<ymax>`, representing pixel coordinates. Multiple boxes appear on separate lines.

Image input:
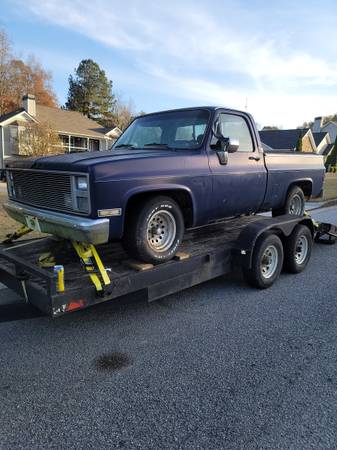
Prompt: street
<box><xmin>1</xmin><ymin>206</ymin><xmax>337</xmax><ymax>449</ymax></box>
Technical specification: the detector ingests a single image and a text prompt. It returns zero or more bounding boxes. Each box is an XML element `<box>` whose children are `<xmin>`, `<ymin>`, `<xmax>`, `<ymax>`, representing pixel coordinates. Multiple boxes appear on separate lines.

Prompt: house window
<box><xmin>70</xmin><ymin>136</ymin><xmax>87</xmax><ymax>152</ymax></box>
<box><xmin>89</xmin><ymin>139</ymin><xmax>100</xmax><ymax>151</ymax></box>
<box><xmin>58</xmin><ymin>135</ymin><xmax>100</xmax><ymax>152</ymax></box>
<box><xmin>9</xmin><ymin>126</ymin><xmax>19</xmax><ymax>154</ymax></box>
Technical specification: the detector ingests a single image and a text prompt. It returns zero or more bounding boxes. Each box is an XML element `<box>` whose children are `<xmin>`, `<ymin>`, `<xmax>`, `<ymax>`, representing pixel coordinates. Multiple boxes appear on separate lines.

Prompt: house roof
<box><xmin>35</xmin><ymin>105</ymin><xmax>112</xmax><ymax>139</ymax></box>
<box><xmin>322</xmin><ymin>121</ymin><xmax>337</xmax><ymax>130</ymax></box>
<box><xmin>259</xmin><ymin>128</ymin><xmax>309</xmax><ymax>150</ymax></box>
<box><xmin>0</xmin><ymin>108</ymin><xmax>25</xmax><ymax>124</ymax></box>
<box><xmin>322</xmin><ymin>143</ymin><xmax>334</xmax><ymax>156</ymax></box>
<box><xmin>313</xmin><ymin>132</ymin><xmax>328</xmax><ymax>146</ymax></box>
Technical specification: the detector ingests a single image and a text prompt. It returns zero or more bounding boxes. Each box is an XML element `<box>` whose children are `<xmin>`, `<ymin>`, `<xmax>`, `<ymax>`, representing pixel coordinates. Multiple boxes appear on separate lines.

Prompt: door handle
<box><xmin>249</xmin><ymin>155</ymin><xmax>261</xmax><ymax>161</ymax></box>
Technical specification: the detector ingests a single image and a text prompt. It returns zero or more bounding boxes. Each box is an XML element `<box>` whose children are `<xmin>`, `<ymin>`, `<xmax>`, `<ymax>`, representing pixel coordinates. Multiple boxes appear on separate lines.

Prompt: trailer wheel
<box><xmin>123</xmin><ymin>196</ymin><xmax>184</xmax><ymax>264</ymax></box>
<box><xmin>243</xmin><ymin>233</ymin><xmax>284</xmax><ymax>289</ymax></box>
<box><xmin>283</xmin><ymin>224</ymin><xmax>312</xmax><ymax>273</ymax></box>
<box><xmin>273</xmin><ymin>186</ymin><xmax>305</xmax><ymax>217</ymax></box>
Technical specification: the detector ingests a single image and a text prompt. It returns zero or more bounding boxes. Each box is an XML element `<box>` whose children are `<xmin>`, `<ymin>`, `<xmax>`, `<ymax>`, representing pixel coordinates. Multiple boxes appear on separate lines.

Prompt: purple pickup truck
<box><xmin>4</xmin><ymin>106</ymin><xmax>325</xmax><ymax>264</ymax></box>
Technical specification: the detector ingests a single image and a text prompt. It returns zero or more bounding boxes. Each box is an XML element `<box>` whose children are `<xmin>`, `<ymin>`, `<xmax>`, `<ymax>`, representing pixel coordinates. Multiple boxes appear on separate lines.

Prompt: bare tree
<box><xmin>0</xmin><ymin>30</ymin><xmax>11</xmax><ymax>115</ymax></box>
<box><xmin>0</xmin><ymin>29</ymin><xmax>57</xmax><ymax>116</ymax></box>
<box><xmin>16</xmin><ymin>122</ymin><xmax>62</xmax><ymax>157</ymax></box>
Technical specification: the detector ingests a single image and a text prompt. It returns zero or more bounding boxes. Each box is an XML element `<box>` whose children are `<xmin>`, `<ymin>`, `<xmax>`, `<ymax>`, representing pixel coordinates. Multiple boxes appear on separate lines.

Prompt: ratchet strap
<box><xmin>72</xmin><ymin>241</ymin><xmax>111</xmax><ymax>293</ymax></box>
<box><xmin>2</xmin><ymin>225</ymin><xmax>32</xmax><ymax>244</ymax></box>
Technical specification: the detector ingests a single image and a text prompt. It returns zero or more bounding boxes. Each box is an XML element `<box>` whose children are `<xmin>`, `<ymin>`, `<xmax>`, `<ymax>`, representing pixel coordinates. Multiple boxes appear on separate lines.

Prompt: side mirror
<box><xmin>227</xmin><ymin>138</ymin><xmax>239</xmax><ymax>153</ymax></box>
<box><xmin>212</xmin><ymin>121</ymin><xmax>239</xmax><ymax>164</ymax></box>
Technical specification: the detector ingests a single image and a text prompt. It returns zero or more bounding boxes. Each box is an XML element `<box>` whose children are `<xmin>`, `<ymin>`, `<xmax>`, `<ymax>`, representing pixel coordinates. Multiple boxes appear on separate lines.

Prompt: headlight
<box><xmin>76</xmin><ymin>176</ymin><xmax>88</xmax><ymax>190</ymax></box>
<box><xmin>72</xmin><ymin>175</ymin><xmax>90</xmax><ymax>214</ymax></box>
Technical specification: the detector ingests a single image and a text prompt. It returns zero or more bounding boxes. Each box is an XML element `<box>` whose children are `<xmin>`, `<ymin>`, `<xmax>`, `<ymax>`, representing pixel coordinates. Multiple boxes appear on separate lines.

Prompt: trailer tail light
<box><xmin>65</xmin><ymin>299</ymin><xmax>85</xmax><ymax>312</ymax></box>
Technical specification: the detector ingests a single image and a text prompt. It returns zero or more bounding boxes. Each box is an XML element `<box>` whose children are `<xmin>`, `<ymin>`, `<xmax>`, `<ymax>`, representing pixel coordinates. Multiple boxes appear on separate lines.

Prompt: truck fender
<box><xmin>122</xmin><ymin>184</ymin><xmax>197</xmax><ymax>227</ymax></box>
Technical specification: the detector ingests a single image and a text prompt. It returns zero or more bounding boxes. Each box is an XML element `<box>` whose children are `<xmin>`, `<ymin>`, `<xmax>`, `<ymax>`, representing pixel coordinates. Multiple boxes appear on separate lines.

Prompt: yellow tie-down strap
<box><xmin>72</xmin><ymin>241</ymin><xmax>111</xmax><ymax>292</ymax></box>
<box><xmin>2</xmin><ymin>225</ymin><xmax>32</xmax><ymax>244</ymax></box>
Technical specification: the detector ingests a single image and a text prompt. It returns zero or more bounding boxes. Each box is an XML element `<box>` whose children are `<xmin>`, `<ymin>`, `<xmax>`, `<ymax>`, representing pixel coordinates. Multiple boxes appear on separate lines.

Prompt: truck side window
<box><xmin>219</xmin><ymin>114</ymin><xmax>254</xmax><ymax>152</ymax></box>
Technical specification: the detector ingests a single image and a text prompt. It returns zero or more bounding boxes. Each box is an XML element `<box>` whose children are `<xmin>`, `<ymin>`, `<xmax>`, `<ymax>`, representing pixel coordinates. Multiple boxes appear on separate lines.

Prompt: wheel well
<box><xmin>125</xmin><ymin>190</ymin><xmax>194</xmax><ymax>227</ymax></box>
<box><xmin>289</xmin><ymin>180</ymin><xmax>312</xmax><ymax>198</ymax></box>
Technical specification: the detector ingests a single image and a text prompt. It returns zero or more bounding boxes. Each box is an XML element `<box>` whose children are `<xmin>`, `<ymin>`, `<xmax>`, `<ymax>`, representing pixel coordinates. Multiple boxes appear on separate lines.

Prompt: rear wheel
<box><xmin>123</xmin><ymin>196</ymin><xmax>184</xmax><ymax>264</ymax></box>
<box><xmin>272</xmin><ymin>186</ymin><xmax>305</xmax><ymax>217</ymax></box>
<box><xmin>243</xmin><ymin>233</ymin><xmax>284</xmax><ymax>289</ymax></box>
<box><xmin>283</xmin><ymin>224</ymin><xmax>312</xmax><ymax>273</ymax></box>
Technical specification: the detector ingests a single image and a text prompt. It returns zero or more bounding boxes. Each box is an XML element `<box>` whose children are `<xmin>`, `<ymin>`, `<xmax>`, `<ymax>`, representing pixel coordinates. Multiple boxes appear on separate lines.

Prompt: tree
<box><xmin>296</xmin><ymin>131</ymin><xmax>303</xmax><ymax>152</ymax></box>
<box><xmin>0</xmin><ymin>30</ymin><xmax>11</xmax><ymax>115</ymax></box>
<box><xmin>262</xmin><ymin>125</ymin><xmax>280</xmax><ymax>130</ymax></box>
<box><xmin>66</xmin><ymin>59</ymin><xmax>115</xmax><ymax>125</ymax></box>
<box><xmin>326</xmin><ymin>138</ymin><xmax>337</xmax><ymax>168</ymax></box>
<box><xmin>298</xmin><ymin>121</ymin><xmax>313</xmax><ymax>129</ymax></box>
<box><xmin>16</xmin><ymin>121</ymin><xmax>62</xmax><ymax>157</ymax></box>
<box><xmin>323</xmin><ymin>114</ymin><xmax>337</xmax><ymax>125</ymax></box>
<box><xmin>108</xmin><ymin>95</ymin><xmax>136</xmax><ymax>130</ymax></box>
<box><xmin>0</xmin><ymin>30</ymin><xmax>57</xmax><ymax>115</ymax></box>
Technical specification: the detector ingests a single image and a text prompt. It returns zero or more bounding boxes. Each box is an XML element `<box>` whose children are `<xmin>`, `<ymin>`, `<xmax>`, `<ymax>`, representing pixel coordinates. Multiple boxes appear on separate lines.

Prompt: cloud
<box><xmin>10</xmin><ymin>0</ymin><xmax>337</xmax><ymax>126</ymax></box>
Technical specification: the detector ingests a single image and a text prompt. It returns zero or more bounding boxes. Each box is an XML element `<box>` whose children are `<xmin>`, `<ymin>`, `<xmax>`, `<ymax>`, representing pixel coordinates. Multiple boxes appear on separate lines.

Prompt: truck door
<box><xmin>208</xmin><ymin>112</ymin><xmax>267</xmax><ymax>219</ymax></box>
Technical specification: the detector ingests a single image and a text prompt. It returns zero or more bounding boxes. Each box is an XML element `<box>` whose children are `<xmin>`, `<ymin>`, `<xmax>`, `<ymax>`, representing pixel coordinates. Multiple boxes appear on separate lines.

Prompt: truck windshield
<box><xmin>114</xmin><ymin>109</ymin><xmax>210</xmax><ymax>150</ymax></box>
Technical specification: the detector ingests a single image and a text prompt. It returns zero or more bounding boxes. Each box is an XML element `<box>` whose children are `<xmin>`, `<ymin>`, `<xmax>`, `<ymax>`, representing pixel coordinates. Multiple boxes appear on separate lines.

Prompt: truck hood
<box><xmin>6</xmin><ymin>149</ymin><xmax>176</xmax><ymax>172</ymax></box>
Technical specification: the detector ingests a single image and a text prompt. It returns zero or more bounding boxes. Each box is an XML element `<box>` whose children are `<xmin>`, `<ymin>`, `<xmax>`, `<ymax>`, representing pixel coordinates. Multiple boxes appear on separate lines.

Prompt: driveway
<box><xmin>1</xmin><ymin>206</ymin><xmax>337</xmax><ymax>449</ymax></box>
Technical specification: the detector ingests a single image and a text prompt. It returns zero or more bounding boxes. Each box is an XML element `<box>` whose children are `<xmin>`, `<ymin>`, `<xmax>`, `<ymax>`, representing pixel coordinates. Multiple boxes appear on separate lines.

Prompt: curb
<box><xmin>306</xmin><ymin>199</ymin><xmax>337</xmax><ymax>211</ymax></box>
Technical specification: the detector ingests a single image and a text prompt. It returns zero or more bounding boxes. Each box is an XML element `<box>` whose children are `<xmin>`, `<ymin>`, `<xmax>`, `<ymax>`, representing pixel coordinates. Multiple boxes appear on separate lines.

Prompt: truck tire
<box><xmin>123</xmin><ymin>196</ymin><xmax>184</xmax><ymax>264</ymax></box>
<box><xmin>243</xmin><ymin>233</ymin><xmax>284</xmax><ymax>289</ymax></box>
<box><xmin>283</xmin><ymin>224</ymin><xmax>312</xmax><ymax>273</ymax></box>
<box><xmin>272</xmin><ymin>186</ymin><xmax>305</xmax><ymax>217</ymax></box>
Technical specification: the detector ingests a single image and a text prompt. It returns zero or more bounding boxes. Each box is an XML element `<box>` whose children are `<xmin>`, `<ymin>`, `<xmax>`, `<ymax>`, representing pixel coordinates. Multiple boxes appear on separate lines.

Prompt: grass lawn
<box><xmin>0</xmin><ymin>192</ymin><xmax>42</xmax><ymax>241</ymax></box>
<box><xmin>0</xmin><ymin>193</ymin><xmax>19</xmax><ymax>240</ymax></box>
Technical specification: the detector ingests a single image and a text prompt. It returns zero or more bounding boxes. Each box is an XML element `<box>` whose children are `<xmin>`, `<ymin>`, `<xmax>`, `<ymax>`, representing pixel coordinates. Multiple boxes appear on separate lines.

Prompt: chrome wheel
<box><xmin>261</xmin><ymin>245</ymin><xmax>279</xmax><ymax>279</ymax></box>
<box><xmin>147</xmin><ymin>210</ymin><xmax>176</xmax><ymax>252</ymax></box>
<box><xmin>289</xmin><ymin>194</ymin><xmax>303</xmax><ymax>215</ymax></box>
<box><xmin>294</xmin><ymin>235</ymin><xmax>309</xmax><ymax>265</ymax></box>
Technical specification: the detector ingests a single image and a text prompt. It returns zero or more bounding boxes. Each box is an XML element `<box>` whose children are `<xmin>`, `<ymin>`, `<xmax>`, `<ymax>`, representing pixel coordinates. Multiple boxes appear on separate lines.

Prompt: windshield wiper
<box><xmin>114</xmin><ymin>144</ymin><xmax>136</xmax><ymax>149</ymax></box>
<box><xmin>144</xmin><ymin>143</ymin><xmax>172</xmax><ymax>149</ymax></box>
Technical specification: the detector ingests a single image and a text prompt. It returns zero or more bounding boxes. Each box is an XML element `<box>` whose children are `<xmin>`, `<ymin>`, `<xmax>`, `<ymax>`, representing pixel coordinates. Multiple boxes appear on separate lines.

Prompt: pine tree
<box><xmin>65</xmin><ymin>59</ymin><xmax>115</xmax><ymax>125</ymax></box>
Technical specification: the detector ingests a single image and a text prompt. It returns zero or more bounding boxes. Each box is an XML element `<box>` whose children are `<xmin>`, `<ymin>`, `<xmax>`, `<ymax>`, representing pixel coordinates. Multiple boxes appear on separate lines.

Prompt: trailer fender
<box><xmin>236</xmin><ymin>215</ymin><xmax>314</xmax><ymax>269</ymax></box>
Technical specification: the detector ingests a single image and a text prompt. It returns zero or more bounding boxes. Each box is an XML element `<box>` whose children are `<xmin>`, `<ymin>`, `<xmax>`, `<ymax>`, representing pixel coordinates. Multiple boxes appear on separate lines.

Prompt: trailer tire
<box><xmin>123</xmin><ymin>196</ymin><xmax>184</xmax><ymax>264</ymax></box>
<box><xmin>283</xmin><ymin>224</ymin><xmax>312</xmax><ymax>273</ymax></box>
<box><xmin>272</xmin><ymin>186</ymin><xmax>305</xmax><ymax>217</ymax></box>
<box><xmin>243</xmin><ymin>233</ymin><xmax>284</xmax><ymax>289</ymax></box>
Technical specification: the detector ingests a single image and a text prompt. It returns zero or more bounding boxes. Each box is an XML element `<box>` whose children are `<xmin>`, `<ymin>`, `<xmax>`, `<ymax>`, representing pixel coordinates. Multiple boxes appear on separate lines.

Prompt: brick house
<box><xmin>0</xmin><ymin>94</ymin><xmax>122</xmax><ymax>169</ymax></box>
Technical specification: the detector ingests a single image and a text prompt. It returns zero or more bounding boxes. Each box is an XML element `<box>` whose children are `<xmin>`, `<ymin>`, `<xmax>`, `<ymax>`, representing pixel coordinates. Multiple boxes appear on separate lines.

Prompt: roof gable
<box><xmin>313</xmin><ymin>131</ymin><xmax>329</xmax><ymax>146</ymax></box>
<box><xmin>0</xmin><ymin>108</ymin><xmax>37</xmax><ymax>125</ymax></box>
<box><xmin>321</xmin><ymin>121</ymin><xmax>337</xmax><ymax>130</ymax></box>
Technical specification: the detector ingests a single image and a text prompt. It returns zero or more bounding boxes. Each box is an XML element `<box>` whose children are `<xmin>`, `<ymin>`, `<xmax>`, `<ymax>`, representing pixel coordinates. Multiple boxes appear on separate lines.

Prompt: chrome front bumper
<box><xmin>3</xmin><ymin>201</ymin><xmax>110</xmax><ymax>244</ymax></box>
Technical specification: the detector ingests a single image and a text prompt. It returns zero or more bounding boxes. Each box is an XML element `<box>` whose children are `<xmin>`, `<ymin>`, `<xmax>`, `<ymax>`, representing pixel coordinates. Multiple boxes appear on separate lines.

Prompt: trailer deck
<box><xmin>0</xmin><ymin>214</ymin><xmax>333</xmax><ymax>317</ymax></box>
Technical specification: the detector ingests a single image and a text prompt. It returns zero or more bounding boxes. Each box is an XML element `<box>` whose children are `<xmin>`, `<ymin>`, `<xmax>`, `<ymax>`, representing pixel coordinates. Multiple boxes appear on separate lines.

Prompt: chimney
<box><xmin>313</xmin><ymin>116</ymin><xmax>323</xmax><ymax>133</ymax></box>
<box><xmin>22</xmin><ymin>94</ymin><xmax>36</xmax><ymax>117</ymax></box>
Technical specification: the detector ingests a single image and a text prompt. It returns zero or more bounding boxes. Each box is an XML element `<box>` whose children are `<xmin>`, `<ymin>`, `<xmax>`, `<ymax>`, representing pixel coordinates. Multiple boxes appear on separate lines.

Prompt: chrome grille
<box><xmin>8</xmin><ymin>170</ymin><xmax>76</xmax><ymax>214</ymax></box>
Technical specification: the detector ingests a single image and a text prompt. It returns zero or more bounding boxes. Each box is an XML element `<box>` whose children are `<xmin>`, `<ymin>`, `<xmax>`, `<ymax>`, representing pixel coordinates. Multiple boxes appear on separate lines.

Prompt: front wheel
<box><xmin>123</xmin><ymin>196</ymin><xmax>185</xmax><ymax>264</ymax></box>
<box><xmin>272</xmin><ymin>186</ymin><xmax>305</xmax><ymax>217</ymax></box>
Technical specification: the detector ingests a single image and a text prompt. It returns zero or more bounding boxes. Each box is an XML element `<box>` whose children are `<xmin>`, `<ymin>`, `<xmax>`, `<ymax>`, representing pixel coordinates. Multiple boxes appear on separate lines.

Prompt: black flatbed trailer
<box><xmin>0</xmin><ymin>214</ymin><xmax>333</xmax><ymax>318</ymax></box>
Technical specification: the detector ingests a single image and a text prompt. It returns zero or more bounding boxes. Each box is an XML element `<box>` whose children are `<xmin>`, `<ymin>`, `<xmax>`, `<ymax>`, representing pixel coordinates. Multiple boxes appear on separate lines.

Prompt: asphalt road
<box><xmin>1</xmin><ymin>207</ymin><xmax>337</xmax><ymax>449</ymax></box>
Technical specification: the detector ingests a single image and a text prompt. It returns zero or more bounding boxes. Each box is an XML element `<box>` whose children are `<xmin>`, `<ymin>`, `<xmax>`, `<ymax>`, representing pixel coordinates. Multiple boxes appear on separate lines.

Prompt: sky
<box><xmin>1</xmin><ymin>0</ymin><xmax>337</xmax><ymax>128</ymax></box>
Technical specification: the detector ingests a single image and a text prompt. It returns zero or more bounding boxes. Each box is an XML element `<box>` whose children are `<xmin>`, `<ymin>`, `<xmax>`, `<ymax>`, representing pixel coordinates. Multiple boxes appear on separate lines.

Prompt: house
<box><xmin>312</xmin><ymin>116</ymin><xmax>337</xmax><ymax>159</ymax></box>
<box><xmin>0</xmin><ymin>94</ymin><xmax>122</xmax><ymax>169</ymax></box>
<box><xmin>259</xmin><ymin>128</ymin><xmax>317</xmax><ymax>153</ymax></box>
